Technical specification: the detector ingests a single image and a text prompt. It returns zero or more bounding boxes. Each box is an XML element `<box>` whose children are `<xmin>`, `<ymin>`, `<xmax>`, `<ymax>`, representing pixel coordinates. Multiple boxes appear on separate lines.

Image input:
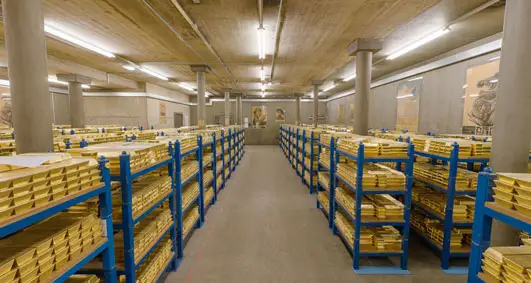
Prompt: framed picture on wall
<box><xmin>462</xmin><ymin>60</ymin><xmax>499</xmax><ymax>135</ymax></box>
<box><xmin>275</xmin><ymin>108</ymin><xmax>286</xmax><ymax>122</ymax></box>
<box><xmin>252</xmin><ymin>105</ymin><xmax>267</xmax><ymax>128</ymax></box>
<box><xmin>159</xmin><ymin>102</ymin><xmax>167</xmax><ymax>124</ymax></box>
<box><xmin>395</xmin><ymin>78</ymin><xmax>422</xmax><ymax>132</ymax></box>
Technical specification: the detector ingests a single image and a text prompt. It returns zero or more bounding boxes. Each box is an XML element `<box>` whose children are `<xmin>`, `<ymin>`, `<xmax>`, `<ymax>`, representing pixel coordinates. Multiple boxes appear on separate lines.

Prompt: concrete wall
<box><xmin>84</xmin><ymin>96</ymin><xmax>148</xmax><ymax>128</ymax></box>
<box><xmin>145</xmin><ymin>83</ymin><xmax>191</xmax><ymax>128</ymax></box>
<box><xmin>191</xmin><ymin>100</ymin><xmax>327</xmax><ymax>145</ymax></box>
<box><xmin>51</xmin><ymin>92</ymin><xmax>70</xmax><ymax>125</ymax></box>
<box><xmin>327</xmin><ymin>51</ymin><xmax>500</xmax><ymax>134</ymax></box>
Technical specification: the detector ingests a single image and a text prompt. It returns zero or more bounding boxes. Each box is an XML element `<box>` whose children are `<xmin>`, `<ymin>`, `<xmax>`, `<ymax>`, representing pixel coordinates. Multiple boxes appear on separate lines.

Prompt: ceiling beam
<box><xmin>269</xmin><ymin>0</ymin><xmax>284</xmax><ymax>81</ymax></box>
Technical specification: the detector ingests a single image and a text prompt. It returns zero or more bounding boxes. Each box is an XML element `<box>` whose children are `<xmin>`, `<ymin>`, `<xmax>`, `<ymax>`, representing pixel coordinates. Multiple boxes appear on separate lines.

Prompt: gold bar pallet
<box><xmin>0</xmin><ymin>154</ymin><xmax>117</xmax><ymax>283</ymax></box>
<box><xmin>468</xmin><ymin>171</ymin><xmax>531</xmax><ymax>283</ymax></box>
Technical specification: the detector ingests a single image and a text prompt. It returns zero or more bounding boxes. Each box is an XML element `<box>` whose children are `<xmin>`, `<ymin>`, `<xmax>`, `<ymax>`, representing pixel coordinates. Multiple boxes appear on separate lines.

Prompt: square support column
<box><xmin>311</xmin><ymin>81</ymin><xmax>323</xmax><ymax>127</ymax></box>
<box><xmin>191</xmin><ymin>65</ymin><xmax>211</xmax><ymax>129</ymax></box>
<box><xmin>57</xmin><ymin>74</ymin><xmax>91</xmax><ymax>129</ymax></box>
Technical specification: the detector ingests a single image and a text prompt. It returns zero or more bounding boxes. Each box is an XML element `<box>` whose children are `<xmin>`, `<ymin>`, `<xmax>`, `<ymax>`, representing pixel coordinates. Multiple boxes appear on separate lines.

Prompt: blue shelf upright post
<box><xmin>197</xmin><ymin>135</ymin><xmax>205</xmax><ymax>226</ymax></box>
<box><xmin>309</xmin><ymin>132</ymin><xmax>317</xmax><ymax>194</ymax></box>
<box><xmin>301</xmin><ymin>130</ymin><xmax>306</xmax><ymax>185</ymax></box>
<box><xmin>221</xmin><ymin>130</ymin><xmax>226</xmax><ymax>189</ymax></box>
<box><xmin>212</xmin><ymin>132</ymin><xmax>218</xmax><ymax>204</ymax></box>
<box><xmin>118</xmin><ymin>152</ymin><xmax>136</xmax><ymax>282</ymax></box>
<box><xmin>400</xmin><ymin>143</ymin><xmax>415</xmax><ymax>270</ymax></box>
<box><xmin>98</xmin><ymin>157</ymin><xmax>118</xmax><ymax>283</ymax></box>
<box><xmin>328</xmin><ymin>136</ymin><xmax>336</xmax><ymax>230</ymax></box>
<box><xmin>441</xmin><ymin>143</ymin><xmax>459</xmax><ymax>271</ymax></box>
<box><xmin>296</xmin><ymin>128</ymin><xmax>300</xmax><ymax>175</ymax></box>
<box><xmin>352</xmin><ymin>143</ymin><xmax>365</xmax><ymax>270</ymax></box>
<box><xmin>174</xmin><ymin>140</ymin><xmax>184</xmax><ymax>260</ymax></box>
<box><xmin>168</xmin><ymin>142</ymin><xmax>180</xmax><ymax>271</ymax></box>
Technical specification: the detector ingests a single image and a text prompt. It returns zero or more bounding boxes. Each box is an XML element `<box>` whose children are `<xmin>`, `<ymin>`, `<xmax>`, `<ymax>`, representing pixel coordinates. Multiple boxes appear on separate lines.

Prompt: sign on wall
<box><xmin>462</xmin><ymin>60</ymin><xmax>499</xmax><ymax>135</ymax></box>
<box><xmin>252</xmin><ymin>105</ymin><xmax>267</xmax><ymax>128</ymax></box>
<box><xmin>395</xmin><ymin>79</ymin><xmax>422</xmax><ymax>132</ymax></box>
<box><xmin>275</xmin><ymin>108</ymin><xmax>286</xmax><ymax>122</ymax></box>
<box><xmin>159</xmin><ymin>102</ymin><xmax>167</xmax><ymax>124</ymax></box>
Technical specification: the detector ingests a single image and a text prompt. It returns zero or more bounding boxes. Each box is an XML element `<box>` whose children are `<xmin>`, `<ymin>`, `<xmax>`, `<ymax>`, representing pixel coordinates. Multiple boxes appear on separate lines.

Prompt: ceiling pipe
<box><xmin>269</xmin><ymin>0</ymin><xmax>284</xmax><ymax>81</ymax></box>
<box><xmin>168</xmin><ymin>0</ymin><xmax>245</xmax><ymax>95</ymax></box>
<box><xmin>257</xmin><ymin>0</ymin><xmax>264</xmax><ymax>27</ymax></box>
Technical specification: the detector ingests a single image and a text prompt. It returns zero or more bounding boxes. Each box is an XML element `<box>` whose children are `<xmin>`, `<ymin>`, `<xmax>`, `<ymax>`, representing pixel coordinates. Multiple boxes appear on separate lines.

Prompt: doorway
<box><xmin>174</xmin><ymin>112</ymin><xmax>184</xmax><ymax>128</ymax></box>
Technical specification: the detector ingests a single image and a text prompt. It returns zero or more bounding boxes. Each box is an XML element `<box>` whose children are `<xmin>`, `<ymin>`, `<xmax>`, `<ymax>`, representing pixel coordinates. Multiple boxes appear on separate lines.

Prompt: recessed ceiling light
<box><xmin>408</xmin><ymin>76</ymin><xmax>423</xmax><ymax>82</ymax></box>
<box><xmin>0</xmin><ymin>80</ymin><xmax>10</xmax><ymax>87</ymax></box>
<box><xmin>257</xmin><ymin>27</ymin><xmax>265</xmax><ymax>60</ymax></box>
<box><xmin>175</xmin><ymin>83</ymin><xmax>195</xmax><ymax>92</ymax></box>
<box><xmin>489</xmin><ymin>56</ymin><xmax>500</xmax><ymax>61</ymax></box>
<box><xmin>139</xmin><ymin>67</ymin><xmax>168</xmax><ymax>81</ymax></box>
<box><xmin>343</xmin><ymin>74</ymin><xmax>356</xmax><ymax>82</ymax></box>
<box><xmin>260</xmin><ymin>67</ymin><xmax>265</xmax><ymax>81</ymax></box>
<box><xmin>123</xmin><ymin>65</ymin><xmax>136</xmax><ymax>71</ymax></box>
<box><xmin>387</xmin><ymin>28</ymin><xmax>450</xmax><ymax>60</ymax></box>
<box><xmin>462</xmin><ymin>84</ymin><xmax>468</xmax><ymax>89</ymax></box>
<box><xmin>396</xmin><ymin>93</ymin><xmax>414</xmax><ymax>99</ymax></box>
<box><xmin>323</xmin><ymin>84</ymin><xmax>336</xmax><ymax>92</ymax></box>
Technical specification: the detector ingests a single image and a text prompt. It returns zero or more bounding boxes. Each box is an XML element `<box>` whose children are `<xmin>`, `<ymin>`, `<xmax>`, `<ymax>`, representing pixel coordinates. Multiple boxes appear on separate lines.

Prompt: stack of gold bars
<box><xmin>334</xmin><ymin>211</ymin><xmax>402</xmax><ymax>252</ymax></box>
<box><xmin>114</xmin><ymin>208</ymin><xmax>172</xmax><ymax>265</ymax></box>
<box><xmin>182</xmin><ymin>181</ymin><xmax>199</xmax><ymax>210</ymax></box>
<box><xmin>317</xmin><ymin>191</ymin><xmax>329</xmax><ymax>214</ymax></box>
<box><xmin>0</xmin><ymin>140</ymin><xmax>15</xmax><ymax>156</ymax></box>
<box><xmin>337</xmin><ymin>137</ymin><xmax>409</xmax><ymax>158</ymax></box>
<box><xmin>318</xmin><ymin>172</ymin><xmax>330</xmax><ymax>190</ymax></box>
<box><xmin>335</xmin><ymin>186</ymin><xmax>404</xmax><ymax>221</ymax></box>
<box><xmin>412</xmin><ymin>183</ymin><xmax>475</xmax><ymax>221</ymax></box>
<box><xmin>131</xmin><ymin>237</ymin><xmax>173</xmax><ymax>283</ymax></box>
<box><xmin>123</xmin><ymin>130</ymin><xmax>157</xmax><ymax>141</ymax></box>
<box><xmin>0</xmin><ymin>212</ymin><xmax>104</xmax><ymax>283</ymax></box>
<box><xmin>65</xmin><ymin>274</ymin><xmax>100</xmax><ymax>283</ymax></box>
<box><xmin>492</xmin><ymin>173</ymin><xmax>531</xmax><ymax>218</ymax></box>
<box><xmin>111</xmin><ymin>176</ymin><xmax>172</xmax><ymax>222</ymax></box>
<box><xmin>336</xmin><ymin>162</ymin><xmax>406</xmax><ymax>190</ymax></box>
<box><xmin>183</xmin><ymin>205</ymin><xmax>199</xmax><ymax>239</ymax></box>
<box><xmin>479</xmin><ymin>246</ymin><xmax>531</xmax><ymax>283</ymax></box>
<box><xmin>181</xmin><ymin>160</ymin><xmax>199</xmax><ymax>183</ymax></box>
<box><xmin>319</xmin><ymin>152</ymin><xmax>330</xmax><ymax>168</ymax></box>
<box><xmin>0</xmin><ymin>154</ymin><xmax>103</xmax><ymax>223</ymax></box>
<box><xmin>411</xmin><ymin>209</ymin><xmax>470</xmax><ymax>250</ymax></box>
<box><xmin>203</xmin><ymin>170</ymin><xmax>214</xmax><ymax>188</ymax></box>
<box><xmin>424</xmin><ymin>138</ymin><xmax>491</xmax><ymax>158</ymax></box>
<box><xmin>413</xmin><ymin>163</ymin><xmax>478</xmax><ymax>192</ymax></box>
<box><xmin>521</xmin><ymin>231</ymin><xmax>531</xmax><ymax>246</ymax></box>
<box><xmin>204</xmin><ymin>185</ymin><xmax>214</xmax><ymax>207</ymax></box>
<box><xmin>304</xmin><ymin>157</ymin><xmax>317</xmax><ymax>171</ymax></box>
<box><xmin>304</xmin><ymin>172</ymin><xmax>317</xmax><ymax>187</ymax></box>
<box><xmin>173</xmin><ymin>136</ymin><xmax>197</xmax><ymax>154</ymax></box>
<box><xmin>68</xmin><ymin>142</ymin><xmax>169</xmax><ymax>175</ymax></box>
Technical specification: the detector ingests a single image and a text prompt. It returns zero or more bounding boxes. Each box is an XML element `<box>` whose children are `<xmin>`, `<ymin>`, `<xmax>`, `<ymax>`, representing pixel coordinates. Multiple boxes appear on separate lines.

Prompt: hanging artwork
<box><xmin>396</xmin><ymin>79</ymin><xmax>422</xmax><ymax>132</ymax></box>
<box><xmin>275</xmin><ymin>108</ymin><xmax>286</xmax><ymax>122</ymax></box>
<box><xmin>462</xmin><ymin>60</ymin><xmax>499</xmax><ymax>135</ymax></box>
<box><xmin>338</xmin><ymin>104</ymin><xmax>345</xmax><ymax>124</ymax></box>
<box><xmin>251</xmin><ymin>105</ymin><xmax>267</xmax><ymax>128</ymax></box>
<box><xmin>159</xmin><ymin>102</ymin><xmax>167</xmax><ymax>124</ymax></box>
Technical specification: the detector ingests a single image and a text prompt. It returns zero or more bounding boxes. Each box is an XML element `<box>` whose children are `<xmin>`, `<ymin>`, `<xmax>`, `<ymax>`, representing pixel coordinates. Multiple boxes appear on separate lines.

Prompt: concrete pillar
<box><xmin>191</xmin><ymin>65</ymin><xmax>210</xmax><ymax>129</ymax></box>
<box><xmin>223</xmin><ymin>89</ymin><xmax>231</xmax><ymax>126</ymax></box>
<box><xmin>57</xmin><ymin>74</ymin><xmax>91</xmax><ymax>129</ymax></box>
<box><xmin>311</xmin><ymin>81</ymin><xmax>323</xmax><ymax>127</ymax></box>
<box><xmin>3</xmin><ymin>0</ymin><xmax>54</xmax><ymax>153</ymax></box>
<box><xmin>295</xmin><ymin>94</ymin><xmax>302</xmax><ymax>125</ymax></box>
<box><xmin>490</xmin><ymin>0</ymin><xmax>531</xmax><ymax>246</ymax></box>
<box><xmin>348</xmin><ymin>39</ymin><xmax>382</xmax><ymax>135</ymax></box>
<box><xmin>235</xmin><ymin>95</ymin><xmax>242</xmax><ymax>126</ymax></box>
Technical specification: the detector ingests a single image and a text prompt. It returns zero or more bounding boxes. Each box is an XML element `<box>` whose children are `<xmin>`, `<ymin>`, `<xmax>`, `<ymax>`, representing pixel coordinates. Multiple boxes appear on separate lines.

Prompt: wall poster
<box><xmin>395</xmin><ymin>79</ymin><xmax>422</xmax><ymax>132</ymax></box>
<box><xmin>159</xmin><ymin>102</ymin><xmax>167</xmax><ymax>124</ymax></box>
<box><xmin>462</xmin><ymin>60</ymin><xmax>500</xmax><ymax>135</ymax></box>
<box><xmin>251</xmin><ymin>105</ymin><xmax>267</xmax><ymax>128</ymax></box>
<box><xmin>275</xmin><ymin>108</ymin><xmax>286</xmax><ymax>122</ymax></box>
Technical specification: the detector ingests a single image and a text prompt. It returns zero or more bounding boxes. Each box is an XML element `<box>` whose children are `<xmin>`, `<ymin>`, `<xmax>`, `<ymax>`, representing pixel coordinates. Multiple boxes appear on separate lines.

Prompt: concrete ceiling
<box><xmin>0</xmin><ymin>0</ymin><xmax>506</xmax><ymax>99</ymax></box>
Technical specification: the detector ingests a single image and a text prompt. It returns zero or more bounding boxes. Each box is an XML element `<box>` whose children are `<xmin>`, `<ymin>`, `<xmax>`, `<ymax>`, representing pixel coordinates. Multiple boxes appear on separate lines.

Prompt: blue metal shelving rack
<box><xmin>113</xmin><ymin>143</ymin><xmax>178</xmax><ymax>283</ymax></box>
<box><xmin>0</xmin><ymin>157</ymin><xmax>117</xmax><ymax>283</ymax></box>
<box><xmin>332</xmin><ymin>141</ymin><xmax>415</xmax><ymax>275</ymax></box>
<box><xmin>317</xmin><ymin>137</ymin><xmax>336</xmax><ymax>229</ymax></box>
<box><xmin>175</xmin><ymin>138</ymin><xmax>202</xmax><ymax>260</ymax></box>
<box><xmin>217</xmin><ymin>131</ymin><xmax>226</xmax><ymax>192</ymax></box>
<box><xmin>204</xmin><ymin>132</ymin><xmax>217</xmax><ymax>208</ymax></box>
<box><xmin>301</xmin><ymin>129</ymin><xmax>319</xmax><ymax>194</ymax></box>
<box><xmin>467</xmin><ymin>170</ymin><xmax>531</xmax><ymax>283</ymax></box>
<box><xmin>413</xmin><ymin>144</ymin><xmax>489</xmax><ymax>274</ymax></box>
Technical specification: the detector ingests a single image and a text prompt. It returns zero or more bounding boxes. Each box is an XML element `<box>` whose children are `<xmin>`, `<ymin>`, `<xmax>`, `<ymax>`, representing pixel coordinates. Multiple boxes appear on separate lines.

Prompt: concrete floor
<box><xmin>166</xmin><ymin>145</ymin><xmax>467</xmax><ymax>283</ymax></box>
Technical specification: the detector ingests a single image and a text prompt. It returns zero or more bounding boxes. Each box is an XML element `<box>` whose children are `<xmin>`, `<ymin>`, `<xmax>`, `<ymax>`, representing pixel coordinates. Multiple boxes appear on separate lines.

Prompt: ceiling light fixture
<box><xmin>44</xmin><ymin>25</ymin><xmax>116</xmax><ymax>58</ymax></box>
<box><xmin>123</xmin><ymin>65</ymin><xmax>136</xmax><ymax>71</ymax></box>
<box><xmin>139</xmin><ymin>67</ymin><xmax>169</xmax><ymax>81</ymax></box>
<box><xmin>469</xmin><ymin>94</ymin><xmax>480</xmax><ymax>97</ymax></box>
<box><xmin>261</xmin><ymin>84</ymin><xmax>266</xmax><ymax>92</ymax></box>
<box><xmin>323</xmin><ymin>84</ymin><xmax>336</xmax><ymax>92</ymax></box>
<box><xmin>260</xmin><ymin>67</ymin><xmax>265</xmax><ymax>81</ymax></box>
<box><xmin>268</xmin><ymin>81</ymin><xmax>273</xmax><ymax>86</ymax></box>
<box><xmin>48</xmin><ymin>77</ymin><xmax>68</xmax><ymax>86</ymax></box>
<box><xmin>343</xmin><ymin>73</ymin><xmax>357</xmax><ymax>82</ymax></box>
<box><xmin>489</xmin><ymin>56</ymin><xmax>500</xmax><ymax>61</ymax></box>
<box><xmin>0</xmin><ymin>80</ymin><xmax>10</xmax><ymax>87</ymax></box>
<box><xmin>408</xmin><ymin>76</ymin><xmax>423</xmax><ymax>82</ymax></box>
<box><xmin>462</xmin><ymin>84</ymin><xmax>468</xmax><ymax>89</ymax></box>
<box><xmin>261</xmin><ymin>91</ymin><xmax>265</xmax><ymax>98</ymax></box>
<box><xmin>387</xmin><ymin>28</ymin><xmax>450</xmax><ymax>60</ymax></box>
<box><xmin>396</xmin><ymin>93</ymin><xmax>414</xmax><ymax>99</ymax></box>
<box><xmin>81</xmin><ymin>85</ymin><xmax>91</xmax><ymax>89</ymax></box>
<box><xmin>257</xmin><ymin>27</ymin><xmax>266</xmax><ymax>60</ymax></box>
<box><xmin>176</xmin><ymin>83</ymin><xmax>196</xmax><ymax>92</ymax></box>
<box><xmin>489</xmin><ymin>79</ymin><xmax>499</xmax><ymax>83</ymax></box>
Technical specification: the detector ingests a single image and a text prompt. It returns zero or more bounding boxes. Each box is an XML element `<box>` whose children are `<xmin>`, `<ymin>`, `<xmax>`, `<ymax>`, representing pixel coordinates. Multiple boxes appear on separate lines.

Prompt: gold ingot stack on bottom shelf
<box><xmin>318</xmin><ymin>172</ymin><xmax>330</xmax><ymax>190</ymax></box>
<box><xmin>114</xmin><ymin>208</ymin><xmax>172</xmax><ymax>265</ymax></box>
<box><xmin>0</xmin><ymin>212</ymin><xmax>104</xmax><ymax>283</ymax></box>
<box><xmin>183</xmin><ymin>205</ymin><xmax>200</xmax><ymax>239</ymax></box>
<box><xmin>0</xmin><ymin>154</ymin><xmax>103</xmax><ymax>223</ymax></box>
<box><xmin>411</xmin><ymin>208</ymin><xmax>472</xmax><ymax>250</ymax></box>
<box><xmin>480</xmin><ymin>246</ymin><xmax>531</xmax><ymax>283</ymax></box>
<box><xmin>182</xmin><ymin>181</ymin><xmax>200</xmax><ymax>210</ymax></box>
<box><xmin>317</xmin><ymin>191</ymin><xmax>330</xmax><ymax>214</ymax></box>
<box><xmin>412</xmin><ymin>183</ymin><xmax>475</xmax><ymax>221</ymax></box>
<box><xmin>334</xmin><ymin>211</ymin><xmax>402</xmax><ymax>252</ymax></box>
<box><xmin>492</xmin><ymin>173</ymin><xmax>531</xmax><ymax>218</ymax></box>
<box><xmin>203</xmin><ymin>170</ymin><xmax>214</xmax><ymax>206</ymax></box>
<box><xmin>120</xmin><ymin>237</ymin><xmax>174</xmax><ymax>283</ymax></box>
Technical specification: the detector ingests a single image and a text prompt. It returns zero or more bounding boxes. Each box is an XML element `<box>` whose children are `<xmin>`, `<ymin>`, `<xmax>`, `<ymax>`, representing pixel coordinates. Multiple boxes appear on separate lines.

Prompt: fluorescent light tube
<box><xmin>343</xmin><ymin>74</ymin><xmax>356</xmax><ymax>82</ymax></box>
<box><xmin>0</xmin><ymin>80</ymin><xmax>10</xmax><ymax>87</ymax></box>
<box><xmin>489</xmin><ymin>79</ymin><xmax>498</xmax><ymax>83</ymax></box>
<box><xmin>323</xmin><ymin>84</ymin><xmax>336</xmax><ymax>92</ymax></box>
<box><xmin>176</xmin><ymin>83</ymin><xmax>195</xmax><ymax>92</ymax></box>
<box><xmin>261</xmin><ymin>84</ymin><xmax>265</xmax><ymax>92</ymax></box>
<box><xmin>396</xmin><ymin>93</ymin><xmax>414</xmax><ymax>99</ymax></box>
<box><xmin>408</xmin><ymin>76</ymin><xmax>423</xmax><ymax>82</ymax></box>
<box><xmin>123</xmin><ymin>65</ymin><xmax>136</xmax><ymax>71</ymax></box>
<box><xmin>139</xmin><ymin>67</ymin><xmax>168</xmax><ymax>81</ymax></box>
<box><xmin>257</xmin><ymin>27</ymin><xmax>265</xmax><ymax>60</ymax></box>
<box><xmin>489</xmin><ymin>56</ymin><xmax>500</xmax><ymax>61</ymax></box>
<box><xmin>81</xmin><ymin>85</ymin><xmax>90</xmax><ymax>89</ymax></box>
<box><xmin>44</xmin><ymin>25</ymin><xmax>116</xmax><ymax>58</ymax></box>
<box><xmin>469</xmin><ymin>94</ymin><xmax>479</xmax><ymax>97</ymax></box>
<box><xmin>462</xmin><ymin>84</ymin><xmax>468</xmax><ymax>89</ymax></box>
<box><xmin>387</xmin><ymin>28</ymin><xmax>450</xmax><ymax>60</ymax></box>
<box><xmin>260</xmin><ymin>68</ymin><xmax>265</xmax><ymax>81</ymax></box>
<box><xmin>261</xmin><ymin>91</ymin><xmax>265</xmax><ymax>98</ymax></box>
<box><xmin>48</xmin><ymin>77</ymin><xmax>68</xmax><ymax>86</ymax></box>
